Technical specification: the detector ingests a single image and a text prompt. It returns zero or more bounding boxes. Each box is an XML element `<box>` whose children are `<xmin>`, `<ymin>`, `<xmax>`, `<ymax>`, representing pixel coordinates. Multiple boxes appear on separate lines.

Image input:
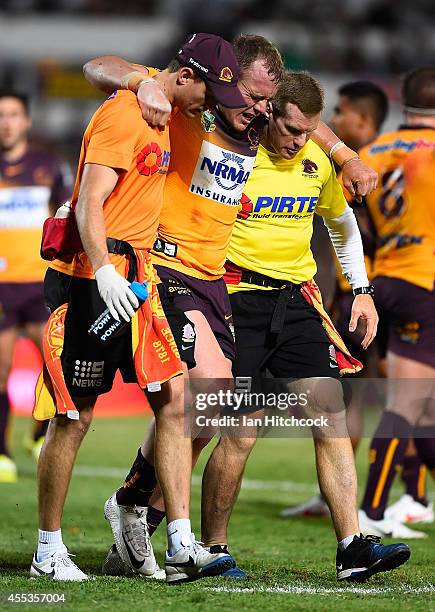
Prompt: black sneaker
<box><xmin>336</xmin><ymin>534</ymin><xmax>410</xmax><ymax>582</ymax></box>
<box><xmin>208</xmin><ymin>545</ymin><xmax>248</xmax><ymax>579</ymax></box>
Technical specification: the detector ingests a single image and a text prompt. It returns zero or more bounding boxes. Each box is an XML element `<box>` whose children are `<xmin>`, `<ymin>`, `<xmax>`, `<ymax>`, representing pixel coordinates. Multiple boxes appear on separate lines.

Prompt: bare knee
<box><xmin>218</xmin><ymin>435</ymin><xmax>257</xmax><ymax>459</ymax></box>
<box><xmin>48</xmin><ymin>405</ymin><xmax>94</xmax><ymax>440</ymax></box>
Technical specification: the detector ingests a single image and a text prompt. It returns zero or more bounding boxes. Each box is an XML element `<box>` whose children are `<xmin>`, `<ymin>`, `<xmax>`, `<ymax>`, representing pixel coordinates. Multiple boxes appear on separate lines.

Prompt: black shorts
<box><xmin>230</xmin><ymin>287</ymin><xmax>341</xmax><ymax>379</ymax></box>
<box><xmin>333</xmin><ymin>290</ymin><xmax>366</xmax><ymax>365</ymax></box>
<box><xmin>374</xmin><ymin>276</ymin><xmax>435</xmax><ymax>367</ymax></box>
<box><xmin>155</xmin><ymin>265</ymin><xmax>235</xmax><ymax>361</ymax></box>
<box><xmin>44</xmin><ymin>268</ymin><xmax>136</xmax><ymax>397</ymax></box>
<box><xmin>0</xmin><ymin>281</ymin><xmax>49</xmax><ymax>331</ymax></box>
<box><xmin>44</xmin><ymin>268</ymin><xmax>194</xmax><ymax>397</ymax></box>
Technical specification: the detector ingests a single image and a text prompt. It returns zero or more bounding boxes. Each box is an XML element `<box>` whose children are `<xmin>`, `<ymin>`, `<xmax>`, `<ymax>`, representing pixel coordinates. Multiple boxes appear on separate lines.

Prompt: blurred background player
<box><xmin>358</xmin><ymin>67</ymin><xmax>435</xmax><ymax>538</ymax></box>
<box><xmin>331</xmin><ymin>82</ymin><xmax>431</xmax><ymax>530</ymax></box>
<box><xmin>280</xmin><ymin>80</ymin><xmax>390</xmax><ymax>518</ymax></box>
<box><xmin>0</xmin><ymin>90</ymin><xmax>72</xmax><ymax>482</ymax></box>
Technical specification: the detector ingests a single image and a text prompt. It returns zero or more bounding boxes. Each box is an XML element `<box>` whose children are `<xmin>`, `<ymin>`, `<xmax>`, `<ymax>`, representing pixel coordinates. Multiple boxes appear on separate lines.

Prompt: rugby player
<box><xmin>84</xmin><ymin>36</ymin><xmax>379</xmax><ymax>577</ymax></box>
<box><xmin>357</xmin><ymin>68</ymin><xmax>435</xmax><ymax>538</ymax></box>
<box><xmin>0</xmin><ymin>90</ymin><xmax>72</xmax><ymax>482</ymax></box>
<box><xmin>281</xmin><ymin>81</ymin><xmax>390</xmax><ymax>519</ymax></box>
<box><xmin>331</xmin><ymin>82</ymin><xmax>431</xmax><ymax>531</ymax></box>
<box><xmin>30</xmin><ymin>33</ymin><xmax>243</xmax><ymax>582</ymax></box>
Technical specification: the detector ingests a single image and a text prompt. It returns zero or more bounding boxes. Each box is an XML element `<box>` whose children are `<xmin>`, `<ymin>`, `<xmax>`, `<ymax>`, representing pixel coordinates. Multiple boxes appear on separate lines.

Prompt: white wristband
<box><xmin>329</xmin><ymin>141</ymin><xmax>345</xmax><ymax>158</ymax></box>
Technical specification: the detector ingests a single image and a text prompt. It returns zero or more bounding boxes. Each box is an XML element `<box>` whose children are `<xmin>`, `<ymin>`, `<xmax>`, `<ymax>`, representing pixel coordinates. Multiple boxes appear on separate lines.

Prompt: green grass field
<box><xmin>1</xmin><ymin>415</ymin><xmax>434</xmax><ymax>611</ymax></box>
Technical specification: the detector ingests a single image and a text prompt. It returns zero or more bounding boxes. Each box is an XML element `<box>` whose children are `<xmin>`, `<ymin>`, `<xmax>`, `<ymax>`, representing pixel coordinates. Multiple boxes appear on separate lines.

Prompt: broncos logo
<box><xmin>301</xmin><ymin>159</ymin><xmax>318</xmax><ymax>174</ymax></box>
<box><xmin>237</xmin><ymin>193</ymin><xmax>253</xmax><ymax>220</ymax></box>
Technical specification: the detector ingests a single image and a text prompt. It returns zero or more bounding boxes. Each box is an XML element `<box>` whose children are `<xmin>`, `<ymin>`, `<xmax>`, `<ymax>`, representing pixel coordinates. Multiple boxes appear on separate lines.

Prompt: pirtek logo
<box><xmin>254</xmin><ymin>195</ymin><xmax>319</xmax><ymax>213</ymax></box>
<box><xmin>237</xmin><ymin>193</ymin><xmax>253</xmax><ymax>219</ymax></box>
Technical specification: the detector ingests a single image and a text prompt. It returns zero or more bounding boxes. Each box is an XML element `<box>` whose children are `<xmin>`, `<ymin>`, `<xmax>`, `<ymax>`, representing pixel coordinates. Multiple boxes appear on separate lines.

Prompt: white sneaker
<box><xmin>358</xmin><ymin>509</ymin><xmax>427</xmax><ymax>539</ymax></box>
<box><xmin>385</xmin><ymin>495</ymin><xmax>434</xmax><ymax>525</ymax></box>
<box><xmin>30</xmin><ymin>550</ymin><xmax>88</xmax><ymax>581</ymax></box>
<box><xmin>101</xmin><ymin>544</ymin><xmax>165</xmax><ymax>580</ymax></box>
<box><xmin>104</xmin><ymin>493</ymin><xmax>157</xmax><ymax>576</ymax></box>
<box><xmin>280</xmin><ymin>495</ymin><xmax>330</xmax><ymax>518</ymax></box>
<box><xmin>165</xmin><ymin>535</ymin><xmax>235</xmax><ymax>584</ymax></box>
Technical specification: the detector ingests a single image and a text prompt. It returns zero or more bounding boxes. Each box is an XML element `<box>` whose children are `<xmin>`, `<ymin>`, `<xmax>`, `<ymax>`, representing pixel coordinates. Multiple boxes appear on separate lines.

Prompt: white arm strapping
<box><xmin>323</xmin><ymin>204</ymin><xmax>369</xmax><ymax>290</ymax></box>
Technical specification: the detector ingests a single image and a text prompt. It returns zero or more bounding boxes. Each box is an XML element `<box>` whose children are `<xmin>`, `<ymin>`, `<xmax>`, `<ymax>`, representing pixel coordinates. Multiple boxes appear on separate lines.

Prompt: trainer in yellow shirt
<box><xmin>224</xmin><ymin>72</ymin><xmax>378</xmax><ymax>383</ymax></box>
<box><xmin>227</xmin><ymin>139</ymin><xmax>346</xmax><ymax>289</ymax></box>
<box><xmin>221</xmin><ymin>73</ymin><xmax>411</xmax><ymax>583</ymax></box>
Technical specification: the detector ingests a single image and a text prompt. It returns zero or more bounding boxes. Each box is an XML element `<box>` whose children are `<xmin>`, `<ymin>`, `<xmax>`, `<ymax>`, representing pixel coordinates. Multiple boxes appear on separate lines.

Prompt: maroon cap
<box><xmin>178</xmin><ymin>33</ymin><xmax>246</xmax><ymax>109</ymax></box>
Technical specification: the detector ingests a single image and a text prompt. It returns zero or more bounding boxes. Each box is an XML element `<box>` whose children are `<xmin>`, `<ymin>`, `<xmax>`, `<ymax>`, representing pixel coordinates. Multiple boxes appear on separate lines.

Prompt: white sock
<box><xmin>37</xmin><ymin>529</ymin><xmax>66</xmax><ymax>561</ymax></box>
<box><xmin>167</xmin><ymin>519</ymin><xmax>192</xmax><ymax>556</ymax></box>
<box><xmin>338</xmin><ymin>533</ymin><xmax>358</xmax><ymax>551</ymax></box>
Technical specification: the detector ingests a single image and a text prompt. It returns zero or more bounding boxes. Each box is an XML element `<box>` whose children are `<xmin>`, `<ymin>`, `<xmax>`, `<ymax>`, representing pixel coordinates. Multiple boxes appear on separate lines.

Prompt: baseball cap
<box><xmin>178</xmin><ymin>33</ymin><xmax>246</xmax><ymax>109</ymax></box>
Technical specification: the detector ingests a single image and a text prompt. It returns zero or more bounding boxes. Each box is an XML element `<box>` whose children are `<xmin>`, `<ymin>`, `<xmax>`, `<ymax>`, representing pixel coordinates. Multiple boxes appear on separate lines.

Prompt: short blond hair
<box><xmin>273</xmin><ymin>71</ymin><xmax>324</xmax><ymax>118</ymax></box>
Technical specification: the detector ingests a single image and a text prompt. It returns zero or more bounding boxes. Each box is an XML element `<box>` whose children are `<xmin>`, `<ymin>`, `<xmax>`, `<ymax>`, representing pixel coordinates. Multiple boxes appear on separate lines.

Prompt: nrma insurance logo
<box><xmin>190</xmin><ymin>141</ymin><xmax>255</xmax><ymax>206</ymax></box>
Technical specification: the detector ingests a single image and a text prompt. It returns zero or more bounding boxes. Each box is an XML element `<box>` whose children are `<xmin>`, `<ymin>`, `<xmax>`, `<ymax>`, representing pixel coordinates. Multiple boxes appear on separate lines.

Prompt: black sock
<box><xmin>116</xmin><ymin>448</ymin><xmax>157</xmax><ymax>507</ymax></box>
<box><xmin>401</xmin><ymin>454</ymin><xmax>428</xmax><ymax>506</ymax></box>
<box><xmin>147</xmin><ymin>505</ymin><xmax>165</xmax><ymax>536</ymax></box>
<box><xmin>0</xmin><ymin>392</ymin><xmax>10</xmax><ymax>456</ymax></box>
<box><xmin>209</xmin><ymin>544</ymin><xmax>229</xmax><ymax>554</ymax></box>
<box><xmin>361</xmin><ymin>412</ymin><xmax>413</xmax><ymax>520</ymax></box>
<box><xmin>414</xmin><ymin>428</ymin><xmax>435</xmax><ymax>474</ymax></box>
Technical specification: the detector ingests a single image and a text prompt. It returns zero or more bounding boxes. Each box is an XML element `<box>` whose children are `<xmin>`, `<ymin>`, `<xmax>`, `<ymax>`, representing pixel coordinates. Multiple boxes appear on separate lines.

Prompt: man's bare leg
<box><xmin>32</xmin><ymin>396</ymin><xmax>96</xmax><ymax>581</ymax></box>
<box><xmin>147</xmin><ymin>374</ymin><xmax>191</xmax><ymax>522</ymax></box>
<box><xmin>201</xmin><ymin>434</ymin><xmax>256</xmax><ymax>546</ymax></box>
<box><xmin>297</xmin><ymin>377</ymin><xmax>360</xmax><ymax>541</ymax></box>
<box><xmin>38</xmin><ymin>397</ymin><xmax>96</xmax><ymax>531</ymax></box>
<box><xmin>314</xmin><ymin>436</ymin><xmax>359</xmax><ymax>539</ymax></box>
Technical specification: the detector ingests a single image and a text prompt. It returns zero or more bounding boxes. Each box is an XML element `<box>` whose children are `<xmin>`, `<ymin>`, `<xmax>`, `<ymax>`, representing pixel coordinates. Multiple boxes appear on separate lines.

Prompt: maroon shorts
<box><xmin>0</xmin><ymin>281</ymin><xmax>49</xmax><ymax>331</ymax></box>
<box><xmin>374</xmin><ymin>276</ymin><xmax>435</xmax><ymax>367</ymax></box>
<box><xmin>155</xmin><ymin>265</ymin><xmax>235</xmax><ymax>361</ymax></box>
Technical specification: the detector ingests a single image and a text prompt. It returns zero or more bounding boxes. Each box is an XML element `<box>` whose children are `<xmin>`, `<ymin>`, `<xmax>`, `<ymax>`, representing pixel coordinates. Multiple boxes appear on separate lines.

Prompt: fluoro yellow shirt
<box><xmin>227</xmin><ymin>140</ymin><xmax>347</xmax><ymax>292</ymax></box>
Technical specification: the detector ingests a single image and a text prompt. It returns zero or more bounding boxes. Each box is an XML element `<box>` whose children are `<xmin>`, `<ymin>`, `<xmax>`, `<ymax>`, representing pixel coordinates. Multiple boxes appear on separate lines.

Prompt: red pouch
<box><xmin>40</xmin><ymin>212</ymin><xmax>83</xmax><ymax>262</ymax></box>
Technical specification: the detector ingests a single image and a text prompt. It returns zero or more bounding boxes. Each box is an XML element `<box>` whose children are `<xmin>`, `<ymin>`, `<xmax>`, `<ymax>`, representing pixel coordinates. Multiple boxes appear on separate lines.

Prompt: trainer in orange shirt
<box><xmin>31</xmin><ymin>33</ymin><xmax>245</xmax><ymax>584</ymax></box>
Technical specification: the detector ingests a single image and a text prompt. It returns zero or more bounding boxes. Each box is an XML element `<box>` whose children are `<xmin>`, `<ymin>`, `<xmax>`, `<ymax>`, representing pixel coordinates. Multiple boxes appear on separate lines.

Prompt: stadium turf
<box><xmin>1</xmin><ymin>415</ymin><xmax>434</xmax><ymax>611</ymax></box>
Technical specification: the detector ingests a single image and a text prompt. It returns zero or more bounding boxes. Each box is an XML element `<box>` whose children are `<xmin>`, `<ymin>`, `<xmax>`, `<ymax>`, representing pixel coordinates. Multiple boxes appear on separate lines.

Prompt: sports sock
<box><xmin>147</xmin><ymin>505</ymin><xmax>165</xmax><ymax>536</ymax></box>
<box><xmin>0</xmin><ymin>392</ymin><xmax>10</xmax><ymax>456</ymax></box>
<box><xmin>414</xmin><ymin>429</ymin><xmax>435</xmax><ymax>475</ymax></box>
<box><xmin>338</xmin><ymin>533</ymin><xmax>358</xmax><ymax>551</ymax></box>
<box><xmin>33</xmin><ymin>418</ymin><xmax>49</xmax><ymax>442</ymax></box>
<box><xmin>36</xmin><ymin>529</ymin><xmax>66</xmax><ymax>562</ymax></box>
<box><xmin>167</xmin><ymin>518</ymin><xmax>192</xmax><ymax>556</ymax></box>
<box><xmin>361</xmin><ymin>412</ymin><xmax>413</xmax><ymax>520</ymax></box>
<box><xmin>116</xmin><ymin>448</ymin><xmax>157</xmax><ymax>507</ymax></box>
<box><xmin>209</xmin><ymin>544</ymin><xmax>229</xmax><ymax>553</ymax></box>
<box><xmin>401</xmin><ymin>454</ymin><xmax>428</xmax><ymax>506</ymax></box>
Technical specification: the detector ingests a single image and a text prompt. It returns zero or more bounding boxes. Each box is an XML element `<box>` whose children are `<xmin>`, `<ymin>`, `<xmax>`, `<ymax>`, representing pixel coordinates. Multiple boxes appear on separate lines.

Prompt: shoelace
<box><xmin>129</xmin><ymin>513</ymin><xmax>151</xmax><ymax>557</ymax></box>
<box><xmin>52</xmin><ymin>551</ymin><xmax>77</xmax><ymax>568</ymax></box>
<box><xmin>359</xmin><ymin>534</ymin><xmax>381</xmax><ymax>544</ymax></box>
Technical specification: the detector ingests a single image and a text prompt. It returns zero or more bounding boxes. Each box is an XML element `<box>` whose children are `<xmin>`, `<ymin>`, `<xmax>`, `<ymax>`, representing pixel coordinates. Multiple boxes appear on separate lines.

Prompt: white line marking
<box><xmin>69</xmin><ymin>465</ymin><xmax>319</xmax><ymax>493</ymax></box>
<box><xmin>205</xmin><ymin>584</ymin><xmax>435</xmax><ymax>595</ymax></box>
<box><xmin>69</xmin><ymin>465</ymin><xmax>434</xmax><ymax>500</ymax></box>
